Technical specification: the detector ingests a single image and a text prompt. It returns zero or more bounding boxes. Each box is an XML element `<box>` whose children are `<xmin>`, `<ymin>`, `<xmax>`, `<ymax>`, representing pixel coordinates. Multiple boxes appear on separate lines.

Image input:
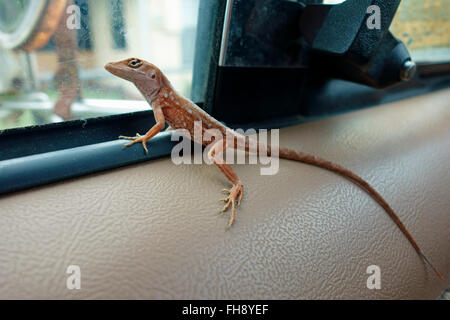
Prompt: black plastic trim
<box><xmin>0</xmin><ymin>133</ymin><xmax>175</xmax><ymax>195</ymax></box>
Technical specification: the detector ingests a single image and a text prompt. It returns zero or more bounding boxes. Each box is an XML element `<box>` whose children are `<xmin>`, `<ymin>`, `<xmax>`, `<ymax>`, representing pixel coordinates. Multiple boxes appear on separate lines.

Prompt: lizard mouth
<box><xmin>104</xmin><ymin>62</ymin><xmax>118</xmax><ymax>75</ymax></box>
<box><xmin>104</xmin><ymin>62</ymin><xmax>131</xmax><ymax>81</ymax></box>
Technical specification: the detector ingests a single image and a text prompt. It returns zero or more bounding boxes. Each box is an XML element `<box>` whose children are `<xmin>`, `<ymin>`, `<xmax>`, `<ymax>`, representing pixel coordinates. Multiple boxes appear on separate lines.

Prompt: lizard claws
<box><xmin>119</xmin><ymin>133</ymin><xmax>141</xmax><ymax>140</ymax></box>
<box><xmin>119</xmin><ymin>134</ymin><xmax>150</xmax><ymax>154</ymax></box>
<box><xmin>218</xmin><ymin>183</ymin><xmax>243</xmax><ymax>230</ymax></box>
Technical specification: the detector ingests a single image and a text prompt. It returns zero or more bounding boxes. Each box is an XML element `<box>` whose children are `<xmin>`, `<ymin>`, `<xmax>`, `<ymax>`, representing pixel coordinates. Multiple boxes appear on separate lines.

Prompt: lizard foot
<box><xmin>219</xmin><ymin>182</ymin><xmax>243</xmax><ymax>230</ymax></box>
<box><xmin>119</xmin><ymin>133</ymin><xmax>150</xmax><ymax>154</ymax></box>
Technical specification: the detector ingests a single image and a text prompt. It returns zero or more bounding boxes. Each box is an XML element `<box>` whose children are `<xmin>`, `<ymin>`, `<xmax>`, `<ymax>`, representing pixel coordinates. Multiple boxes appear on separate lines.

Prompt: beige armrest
<box><xmin>1</xmin><ymin>89</ymin><xmax>449</xmax><ymax>299</ymax></box>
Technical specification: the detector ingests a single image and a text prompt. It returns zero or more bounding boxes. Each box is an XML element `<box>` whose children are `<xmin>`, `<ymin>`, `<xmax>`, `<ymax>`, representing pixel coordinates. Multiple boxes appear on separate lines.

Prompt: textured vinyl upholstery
<box><xmin>0</xmin><ymin>89</ymin><xmax>449</xmax><ymax>299</ymax></box>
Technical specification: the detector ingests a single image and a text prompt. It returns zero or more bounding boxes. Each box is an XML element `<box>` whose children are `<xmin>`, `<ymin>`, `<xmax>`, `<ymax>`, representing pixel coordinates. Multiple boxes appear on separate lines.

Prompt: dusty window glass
<box><xmin>391</xmin><ymin>0</ymin><xmax>450</xmax><ymax>62</ymax></box>
<box><xmin>0</xmin><ymin>0</ymin><xmax>200</xmax><ymax>129</ymax></box>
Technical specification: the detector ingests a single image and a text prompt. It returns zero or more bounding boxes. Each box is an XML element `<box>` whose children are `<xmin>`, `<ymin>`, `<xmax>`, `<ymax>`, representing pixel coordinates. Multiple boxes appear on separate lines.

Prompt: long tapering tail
<box><xmin>254</xmin><ymin>143</ymin><xmax>445</xmax><ymax>280</ymax></box>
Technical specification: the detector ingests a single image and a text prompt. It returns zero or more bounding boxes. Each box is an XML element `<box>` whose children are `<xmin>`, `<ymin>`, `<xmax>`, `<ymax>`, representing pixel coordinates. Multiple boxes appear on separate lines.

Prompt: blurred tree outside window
<box><xmin>0</xmin><ymin>0</ymin><xmax>200</xmax><ymax>129</ymax></box>
<box><xmin>391</xmin><ymin>0</ymin><xmax>450</xmax><ymax>62</ymax></box>
<box><xmin>108</xmin><ymin>0</ymin><xmax>126</xmax><ymax>50</ymax></box>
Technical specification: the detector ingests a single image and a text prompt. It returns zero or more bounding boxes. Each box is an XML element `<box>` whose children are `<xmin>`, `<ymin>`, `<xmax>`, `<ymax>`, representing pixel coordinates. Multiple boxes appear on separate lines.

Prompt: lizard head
<box><xmin>105</xmin><ymin>58</ymin><xmax>164</xmax><ymax>99</ymax></box>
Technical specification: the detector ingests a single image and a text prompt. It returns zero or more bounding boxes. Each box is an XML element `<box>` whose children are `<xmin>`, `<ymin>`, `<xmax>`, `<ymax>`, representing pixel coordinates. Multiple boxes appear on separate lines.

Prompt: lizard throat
<box><xmin>136</xmin><ymin>84</ymin><xmax>160</xmax><ymax>104</ymax></box>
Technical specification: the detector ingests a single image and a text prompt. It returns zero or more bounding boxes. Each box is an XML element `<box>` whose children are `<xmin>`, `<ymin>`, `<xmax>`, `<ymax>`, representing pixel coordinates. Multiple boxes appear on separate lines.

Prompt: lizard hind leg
<box><xmin>208</xmin><ymin>140</ymin><xmax>244</xmax><ymax>230</ymax></box>
<box><xmin>219</xmin><ymin>182</ymin><xmax>244</xmax><ymax>229</ymax></box>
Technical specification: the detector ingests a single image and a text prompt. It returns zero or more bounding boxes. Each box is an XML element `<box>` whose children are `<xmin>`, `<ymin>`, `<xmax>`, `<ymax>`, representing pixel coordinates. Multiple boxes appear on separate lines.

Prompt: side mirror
<box><xmin>193</xmin><ymin>0</ymin><xmax>414</xmax><ymax>124</ymax></box>
<box><xmin>300</xmin><ymin>0</ymin><xmax>415</xmax><ymax>87</ymax></box>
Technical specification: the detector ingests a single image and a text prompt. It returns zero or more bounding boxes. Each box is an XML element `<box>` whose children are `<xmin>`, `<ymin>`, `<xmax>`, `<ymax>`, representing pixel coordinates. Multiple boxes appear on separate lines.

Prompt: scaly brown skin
<box><xmin>105</xmin><ymin>58</ymin><xmax>444</xmax><ymax>280</ymax></box>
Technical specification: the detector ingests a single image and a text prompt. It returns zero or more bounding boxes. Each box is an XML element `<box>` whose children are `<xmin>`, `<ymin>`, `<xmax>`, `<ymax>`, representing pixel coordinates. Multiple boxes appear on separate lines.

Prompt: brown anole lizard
<box><xmin>105</xmin><ymin>58</ymin><xmax>445</xmax><ymax>280</ymax></box>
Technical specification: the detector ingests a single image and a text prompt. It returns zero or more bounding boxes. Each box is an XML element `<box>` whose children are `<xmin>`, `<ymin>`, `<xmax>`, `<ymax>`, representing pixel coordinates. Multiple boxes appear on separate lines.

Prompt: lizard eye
<box><xmin>151</xmin><ymin>73</ymin><xmax>156</xmax><ymax>79</ymax></box>
<box><xmin>128</xmin><ymin>59</ymin><xmax>142</xmax><ymax>68</ymax></box>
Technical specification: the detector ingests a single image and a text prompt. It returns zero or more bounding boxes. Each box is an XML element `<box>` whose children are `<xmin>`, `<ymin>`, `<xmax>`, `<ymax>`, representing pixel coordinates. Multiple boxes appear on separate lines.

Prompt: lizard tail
<box><xmin>258</xmin><ymin>144</ymin><xmax>445</xmax><ymax>281</ymax></box>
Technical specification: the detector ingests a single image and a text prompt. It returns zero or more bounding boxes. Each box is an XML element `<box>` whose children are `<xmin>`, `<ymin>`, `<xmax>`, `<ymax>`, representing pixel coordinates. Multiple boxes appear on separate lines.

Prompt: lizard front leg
<box><xmin>119</xmin><ymin>104</ymin><xmax>165</xmax><ymax>154</ymax></box>
<box><xmin>208</xmin><ymin>139</ymin><xmax>243</xmax><ymax>229</ymax></box>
